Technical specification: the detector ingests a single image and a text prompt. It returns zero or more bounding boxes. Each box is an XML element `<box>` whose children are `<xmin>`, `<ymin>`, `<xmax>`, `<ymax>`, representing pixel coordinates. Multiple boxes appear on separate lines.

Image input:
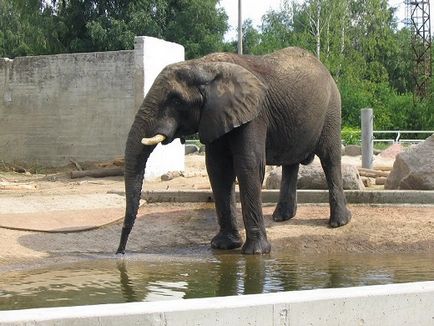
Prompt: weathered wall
<box><xmin>0</xmin><ymin>36</ymin><xmax>185</xmax><ymax>176</ymax></box>
<box><xmin>0</xmin><ymin>51</ymin><xmax>135</xmax><ymax>165</ymax></box>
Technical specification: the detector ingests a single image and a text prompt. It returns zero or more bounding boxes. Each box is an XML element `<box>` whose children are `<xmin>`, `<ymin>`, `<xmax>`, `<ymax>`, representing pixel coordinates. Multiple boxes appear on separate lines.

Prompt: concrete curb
<box><xmin>1</xmin><ymin>281</ymin><xmax>433</xmax><ymax>325</ymax></box>
<box><xmin>133</xmin><ymin>190</ymin><xmax>434</xmax><ymax>205</ymax></box>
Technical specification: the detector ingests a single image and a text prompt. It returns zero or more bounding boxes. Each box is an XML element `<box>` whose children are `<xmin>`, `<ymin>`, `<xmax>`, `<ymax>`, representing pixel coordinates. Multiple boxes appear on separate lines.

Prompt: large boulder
<box><xmin>344</xmin><ymin>145</ymin><xmax>362</xmax><ymax>156</ymax></box>
<box><xmin>265</xmin><ymin>163</ymin><xmax>365</xmax><ymax>190</ymax></box>
<box><xmin>385</xmin><ymin>135</ymin><xmax>434</xmax><ymax>190</ymax></box>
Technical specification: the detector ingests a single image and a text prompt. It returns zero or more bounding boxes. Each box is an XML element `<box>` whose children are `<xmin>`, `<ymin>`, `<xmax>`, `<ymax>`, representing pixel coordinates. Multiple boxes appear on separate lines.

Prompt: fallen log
<box><xmin>375</xmin><ymin>177</ymin><xmax>387</xmax><ymax>185</ymax></box>
<box><xmin>0</xmin><ymin>182</ymin><xmax>37</xmax><ymax>190</ymax></box>
<box><xmin>70</xmin><ymin>167</ymin><xmax>124</xmax><ymax>179</ymax></box>
<box><xmin>358</xmin><ymin>168</ymin><xmax>389</xmax><ymax>178</ymax></box>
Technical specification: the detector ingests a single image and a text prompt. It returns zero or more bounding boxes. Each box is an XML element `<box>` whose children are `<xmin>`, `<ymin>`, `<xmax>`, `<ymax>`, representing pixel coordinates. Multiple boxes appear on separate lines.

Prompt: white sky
<box><xmin>219</xmin><ymin>0</ymin><xmax>408</xmax><ymax>41</ymax></box>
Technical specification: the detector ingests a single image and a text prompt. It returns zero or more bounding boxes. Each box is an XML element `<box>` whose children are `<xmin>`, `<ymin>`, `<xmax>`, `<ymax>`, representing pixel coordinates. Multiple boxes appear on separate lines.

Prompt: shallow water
<box><xmin>1</xmin><ymin>251</ymin><xmax>434</xmax><ymax>310</ymax></box>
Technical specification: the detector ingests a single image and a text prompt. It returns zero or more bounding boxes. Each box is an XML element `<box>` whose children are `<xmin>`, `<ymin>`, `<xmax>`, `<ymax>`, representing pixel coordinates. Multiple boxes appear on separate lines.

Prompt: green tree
<box><xmin>1</xmin><ymin>0</ymin><xmax>228</xmax><ymax>59</ymax></box>
<box><xmin>164</xmin><ymin>0</ymin><xmax>228</xmax><ymax>58</ymax></box>
<box><xmin>51</xmin><ymin>0</ymin><xmax>228</xmax><ymax>58</ymax></box>
<box><xmin>0</xmin><ymin>0</ymin><xmax>60</xmax><ymax>57</ymax></box>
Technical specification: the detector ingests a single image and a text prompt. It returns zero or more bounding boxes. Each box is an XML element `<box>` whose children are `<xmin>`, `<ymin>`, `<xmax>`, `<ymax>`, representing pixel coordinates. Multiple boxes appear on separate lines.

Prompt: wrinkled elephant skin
<box><xmin>116</xmin><ymin>47</ymin><xmax>351</xmax><ymax>255</ymax></box>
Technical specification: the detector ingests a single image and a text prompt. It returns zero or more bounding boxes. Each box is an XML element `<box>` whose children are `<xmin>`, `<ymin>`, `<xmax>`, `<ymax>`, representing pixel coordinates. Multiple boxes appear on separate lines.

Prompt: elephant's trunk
<box><xmin>116</xmin><ymin>116</ymin><xmax>156</xmax><ymax>255</ymax></box>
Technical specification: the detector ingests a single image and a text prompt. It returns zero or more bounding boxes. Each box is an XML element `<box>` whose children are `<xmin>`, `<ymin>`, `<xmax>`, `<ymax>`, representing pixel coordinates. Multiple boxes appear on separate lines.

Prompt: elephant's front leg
<box><xmin>235</xmin><ymin>157</ymin><xmax>270</xmax><ymax>254</ymax></box>
<box><xmin>206</xmin><ymin>142</ymin><xmax>243</xmax><ymax>250</ymax></box>
<box><xmin>232</xmin><ymin>124</ymin><xmax>271</xmax><ymax>255</ymax></box>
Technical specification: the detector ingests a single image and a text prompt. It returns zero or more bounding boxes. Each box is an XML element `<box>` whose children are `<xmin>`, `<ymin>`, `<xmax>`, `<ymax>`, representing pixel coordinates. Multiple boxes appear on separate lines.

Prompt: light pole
<box><xmin>238</xmin><ymin>0</ymin><xmax>243</xmax><ymax>54</ymax></box>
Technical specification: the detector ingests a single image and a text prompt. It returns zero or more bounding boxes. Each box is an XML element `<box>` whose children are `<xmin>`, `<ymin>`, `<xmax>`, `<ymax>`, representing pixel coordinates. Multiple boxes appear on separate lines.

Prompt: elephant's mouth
<box><xmin>142</xmin><ymin>127</ymin><xmax>196</xmax><ymax>146</ymax></box>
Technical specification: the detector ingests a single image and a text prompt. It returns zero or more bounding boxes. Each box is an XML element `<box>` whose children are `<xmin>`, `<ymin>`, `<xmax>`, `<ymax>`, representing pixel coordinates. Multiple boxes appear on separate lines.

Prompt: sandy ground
<box><xmin>0</xmin><ymin>155</ymin><xmax>433</xmax><ymax>272</ymax></box>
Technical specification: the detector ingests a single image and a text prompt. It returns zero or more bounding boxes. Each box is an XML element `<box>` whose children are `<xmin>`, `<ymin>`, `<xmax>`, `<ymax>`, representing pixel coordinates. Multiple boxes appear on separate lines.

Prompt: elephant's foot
<box><xmin>241</xmin><ymin>235</ymin><xmax>271</xmax><ymax>255</ymax></box>
<box><xmin>211</xmin><ymin>231</ymin><xmax>243</xmax><ymax>250</ymax></box>
<box><xmin>272</xmin><ymin>202</ymin><xmax>297</xmax><ymax>222</ymax></box>
<box><xmin>329</xmin><ymin>208</ymin><xmax>352</xmax><ymax>228</ymax></box>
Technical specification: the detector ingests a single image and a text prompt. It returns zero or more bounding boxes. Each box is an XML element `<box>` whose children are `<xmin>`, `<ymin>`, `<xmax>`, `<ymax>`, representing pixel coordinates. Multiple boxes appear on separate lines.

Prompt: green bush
<box><xmin>341</xmin><ymin>127</ymin><xmax>361</xmax><ymax>145</ymax></box>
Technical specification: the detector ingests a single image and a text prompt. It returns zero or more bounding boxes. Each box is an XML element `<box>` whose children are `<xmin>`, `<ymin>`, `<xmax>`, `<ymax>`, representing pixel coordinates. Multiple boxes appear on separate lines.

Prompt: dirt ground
<box><xmin>0</xmin><ymin>155</ymin><xmax>433</xmax><ymax>272</ymax></box>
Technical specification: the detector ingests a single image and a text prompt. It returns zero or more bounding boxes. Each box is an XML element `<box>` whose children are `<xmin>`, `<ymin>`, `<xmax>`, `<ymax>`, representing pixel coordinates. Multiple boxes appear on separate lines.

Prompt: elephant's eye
<box><xmin>168</xmin><ymin>92</ymin><xmax>185</xmax><ymax>107</ymax></box>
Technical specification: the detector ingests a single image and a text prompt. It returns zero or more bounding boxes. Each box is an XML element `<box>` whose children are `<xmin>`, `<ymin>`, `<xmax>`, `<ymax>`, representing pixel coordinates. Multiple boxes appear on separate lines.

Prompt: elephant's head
<box><xmin>116</xmin><ymin>59</ymin><xmax>267</xmax><ymax>254</ymax></box>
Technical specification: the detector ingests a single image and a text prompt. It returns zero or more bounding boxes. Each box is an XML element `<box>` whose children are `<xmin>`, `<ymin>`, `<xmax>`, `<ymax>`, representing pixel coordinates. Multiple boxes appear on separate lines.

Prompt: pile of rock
<box><xmin>265</xmin><ymin>162</ymin><xmax>365</xmax><ymax>190</ymax></box>
<box><xmin>385</xmin><ymin>134</ymin><xmax>434</xmax><ymax>190</ymax></box>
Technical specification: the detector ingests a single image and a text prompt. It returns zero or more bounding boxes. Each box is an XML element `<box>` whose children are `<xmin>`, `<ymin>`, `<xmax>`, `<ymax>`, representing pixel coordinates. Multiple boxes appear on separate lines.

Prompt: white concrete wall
<box><xmin>134</xmin><ymin>37</ymin><xmax>185</xmax><ymax>179</ymax></box>
<box><xmin>0</xmin><ymin>36</ymin><xmax>185</xmax><ymax>177</ymax></box>
<box><xmin>0</xmin><ymin>281</ymin><xmax>433</xmax><ymax>326</ymax></box>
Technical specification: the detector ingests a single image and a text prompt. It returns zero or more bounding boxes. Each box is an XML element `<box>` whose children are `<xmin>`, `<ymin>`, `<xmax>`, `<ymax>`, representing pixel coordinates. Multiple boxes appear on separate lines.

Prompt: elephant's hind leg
<box><xmin>206</xmin><ymin>143</ymin><xmax>243</xmax><ymax>250</ymax></box>
<box><xmin>272</xmin><ymin>163</ymin><xmax>299</xmax><ymax>222</ymax></box>
<box><xmin>316</xmin><ymin>135</ymin><xmax>351</xmax><ymax>227</ymax></box>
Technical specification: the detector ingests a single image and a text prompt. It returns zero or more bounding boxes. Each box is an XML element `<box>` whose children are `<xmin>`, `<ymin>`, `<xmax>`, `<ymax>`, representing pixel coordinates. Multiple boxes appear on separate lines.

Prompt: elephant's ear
<box><xmin>194</xmin><ymin>62</ymin><xmax>267</xmax><ymax>144</ymax></box>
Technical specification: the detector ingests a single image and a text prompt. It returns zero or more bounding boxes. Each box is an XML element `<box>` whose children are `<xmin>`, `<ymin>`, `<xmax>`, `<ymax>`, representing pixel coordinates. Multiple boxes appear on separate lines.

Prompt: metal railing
<box><xmin>373</xmin><ymin>130</ymin><xmax>434</xmax><ymax>143</ymax></box>
<box><xmin>360</xmin><ymin>108</ymin><xmax>433</xmax><ymax>168</ymax></box>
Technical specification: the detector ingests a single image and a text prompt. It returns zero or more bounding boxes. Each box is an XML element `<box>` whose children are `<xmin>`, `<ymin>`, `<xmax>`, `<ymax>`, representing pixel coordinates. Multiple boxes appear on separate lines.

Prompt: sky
<box><xmin>219</xmin><ymin>0</ymin><xmax>408</xmax><ymax>41</ymax></box>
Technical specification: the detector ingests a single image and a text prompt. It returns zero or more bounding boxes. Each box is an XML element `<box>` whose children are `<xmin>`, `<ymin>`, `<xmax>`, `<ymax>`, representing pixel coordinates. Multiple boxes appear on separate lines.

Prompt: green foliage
<box><xmin>236</xmin><ymin>0</ymin><xmax>432</xmax><ymax>132</ymax></box>
<box><xmin>0</xmin><ymin>0</ymin><xmax>432</xmax><ymax>131</ymax></box>
<box><xmin>0</xmin><ymin>0</ymin><xmax>227</xmax><ymax>59</ymax></box>
<box><xmin>341</xmin><ymin>126</ymin><xmax>361</xmax><ymax>145</ymax></box>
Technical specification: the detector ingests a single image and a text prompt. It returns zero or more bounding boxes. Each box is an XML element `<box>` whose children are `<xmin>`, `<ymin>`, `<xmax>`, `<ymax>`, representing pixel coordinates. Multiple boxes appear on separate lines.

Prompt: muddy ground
<box><xmin>0</xmin><ymin>155</ymin><xmax>433</xmax><ymax>272</ymax></box>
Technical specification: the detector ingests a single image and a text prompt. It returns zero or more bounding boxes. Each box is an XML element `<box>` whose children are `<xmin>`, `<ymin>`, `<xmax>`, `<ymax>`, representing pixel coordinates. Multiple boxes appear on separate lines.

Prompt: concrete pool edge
<box><xmin>128</xmin><ymin>189</ymin><xmax>434</xmax><ymax>204</ymax></box>
<box><xmin>1</xmin><ymin>281</ymin><xmax>433</xmax><ymax>325</ymax></box>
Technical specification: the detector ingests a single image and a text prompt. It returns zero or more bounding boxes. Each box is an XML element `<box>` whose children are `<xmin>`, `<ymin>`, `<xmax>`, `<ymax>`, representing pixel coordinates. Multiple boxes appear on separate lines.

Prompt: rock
<box><xmin>199</xmin><ymin>145</ymin><xmax>206</xmax><ymax>153</ymax></box>
<box><xmin>378</xmin><ymin>143</ymin><xmax>403</xmax><ymax>159</ymax></box>
<box><xmin>265</xmin><ymin>163</ymin><xmax>365</xmax><ymax>190</ymax></box>
<box><xmin>344</xmin><ymin>145</ymin><xmax>362</xmax><ymax>156</ymax></box>
<box><xmin>185</xmin><ymin>144</ymin><xmax>199</xmax><ymax>155</ymax></box>
<box><xmin>385</xmin><ymin>135</ymin><xmax>434</xmax><ymax>190</ymax></box>
<box><xmin>161</xmin><ymin>171</ymin><xmax>182</xmax><ymax>181</ymax></box>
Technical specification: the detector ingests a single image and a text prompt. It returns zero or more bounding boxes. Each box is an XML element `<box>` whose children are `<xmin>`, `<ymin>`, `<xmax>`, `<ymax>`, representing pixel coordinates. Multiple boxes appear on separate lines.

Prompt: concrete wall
<box><xmin>134</xmin><ymin>37</ymin><xmax>185</xmax><ymax>179</ymax></box>
<box><xmin>0</xmin><ymin>36</ymin><xmax>184</xmax><ymax>177</ymax></box>
<box><xmin>0</xmin><ymin>281</ymin><xmax>433</xmax><ymax>325</ymax></box>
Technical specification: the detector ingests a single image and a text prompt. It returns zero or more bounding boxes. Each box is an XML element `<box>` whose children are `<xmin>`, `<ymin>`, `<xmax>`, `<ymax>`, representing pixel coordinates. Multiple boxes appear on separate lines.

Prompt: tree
<box><xmin>1</xmin><ymin>0</ymin><xmax>229</xmax><ymax>59</ymax></box>
<box><xmin>164</xmin><ymin>0</ymin><xmax>228</xmax><ymax>58</ymax></box>
<box><xmin>0</xmin><ymin>0</ymin><xmax>60</xmax><ymax>57</ymax></box>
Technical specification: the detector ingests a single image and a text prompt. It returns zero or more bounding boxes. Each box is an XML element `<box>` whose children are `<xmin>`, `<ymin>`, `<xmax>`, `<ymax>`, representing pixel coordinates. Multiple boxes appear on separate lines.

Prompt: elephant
<box><xmin>116</xmin><ymin>47</ymin><xmax>351</xmax><ymax>255</ymax></box>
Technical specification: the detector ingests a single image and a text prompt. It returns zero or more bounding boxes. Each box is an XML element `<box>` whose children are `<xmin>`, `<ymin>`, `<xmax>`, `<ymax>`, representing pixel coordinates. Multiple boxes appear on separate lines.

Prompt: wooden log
<box><xmin>70</xmin><ymin>159</ymin><xmax>83</xmax><ymax>171</ymax></box>
<box><xmin>375</xmin><ymin>177</ymin><xmax>387</xmax><ymax>185</ymax></box>
<box><xmin>113</xmin><ymin>157</ymin><xmax>125</xmax><ymax>166</ymax></box>
<box><xmin>0</xmin><ymin>182</ymin><xmax>37</xmax><ymax>190</ymax></box>
<box><xmin>70</xmin><ymin>167</ymin><xmax>124</xmax><ymax>179</ymax></box>
<box><xmin>12</xmin><ymin>166</ymin><xmax>27</xmax><ymax>174</ymax></box>
<box><xmin>358</xmin><ymin>168</ymin><xmax>389</xmax><ymax>178</ymax></box>
<box><xmin>361</xmin><ymin>176</ymin><xmax>375</xmax><ymax>187</ymax></box>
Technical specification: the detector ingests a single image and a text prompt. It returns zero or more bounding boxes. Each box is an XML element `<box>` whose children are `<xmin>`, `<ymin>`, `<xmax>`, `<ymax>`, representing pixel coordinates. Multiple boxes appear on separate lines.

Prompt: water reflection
<box><xmin>117</xmin><ymin>260</ymin><xmax>137</xmax><ymax>302</ymax></box>
<box><xmin>0</xmin><ymin>252</ymin><xmax>433</xmax><ymax>310</ymax></box>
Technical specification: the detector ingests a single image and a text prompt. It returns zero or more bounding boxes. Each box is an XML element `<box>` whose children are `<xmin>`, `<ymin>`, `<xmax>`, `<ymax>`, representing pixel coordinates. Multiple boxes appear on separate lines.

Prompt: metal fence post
<box><xmin>361</xmin><ymin>108</ymin><xmax>373</xmax><ymax>169</ymax></box>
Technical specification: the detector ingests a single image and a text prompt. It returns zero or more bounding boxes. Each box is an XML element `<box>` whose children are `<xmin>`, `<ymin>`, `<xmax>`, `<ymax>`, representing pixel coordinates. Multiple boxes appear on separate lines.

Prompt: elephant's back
<box><xmin>264</xmin><ymin>47</ymin><xmax>331</xmax><ymax>80</ymax></box>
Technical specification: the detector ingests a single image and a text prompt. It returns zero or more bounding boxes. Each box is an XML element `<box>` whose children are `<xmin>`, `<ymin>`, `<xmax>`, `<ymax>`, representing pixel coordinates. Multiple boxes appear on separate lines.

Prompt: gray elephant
<box><xmin>116</xmin><ymin>47</ymin><xmax>351</xmax><ymax>255</ymax></box>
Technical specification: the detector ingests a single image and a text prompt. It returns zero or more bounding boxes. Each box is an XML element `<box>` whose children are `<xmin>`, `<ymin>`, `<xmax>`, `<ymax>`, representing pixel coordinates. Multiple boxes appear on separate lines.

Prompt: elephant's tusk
<box><xmin>141</xmin><ymin>134</ymin><xmax>166</xmax><ymax>146</ymax></box>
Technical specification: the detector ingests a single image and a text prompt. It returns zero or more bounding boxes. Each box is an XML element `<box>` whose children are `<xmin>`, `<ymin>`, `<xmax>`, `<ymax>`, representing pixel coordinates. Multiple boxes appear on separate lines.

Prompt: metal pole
<box><xmin>238</xmin><ymin>0</ymin><xmax>243</xmax><ymax>55</ymax></box>
<box><xmin>361</xmin><ymin>108</ymin><xmax>373</xmax><ymax>169</ymax></box>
